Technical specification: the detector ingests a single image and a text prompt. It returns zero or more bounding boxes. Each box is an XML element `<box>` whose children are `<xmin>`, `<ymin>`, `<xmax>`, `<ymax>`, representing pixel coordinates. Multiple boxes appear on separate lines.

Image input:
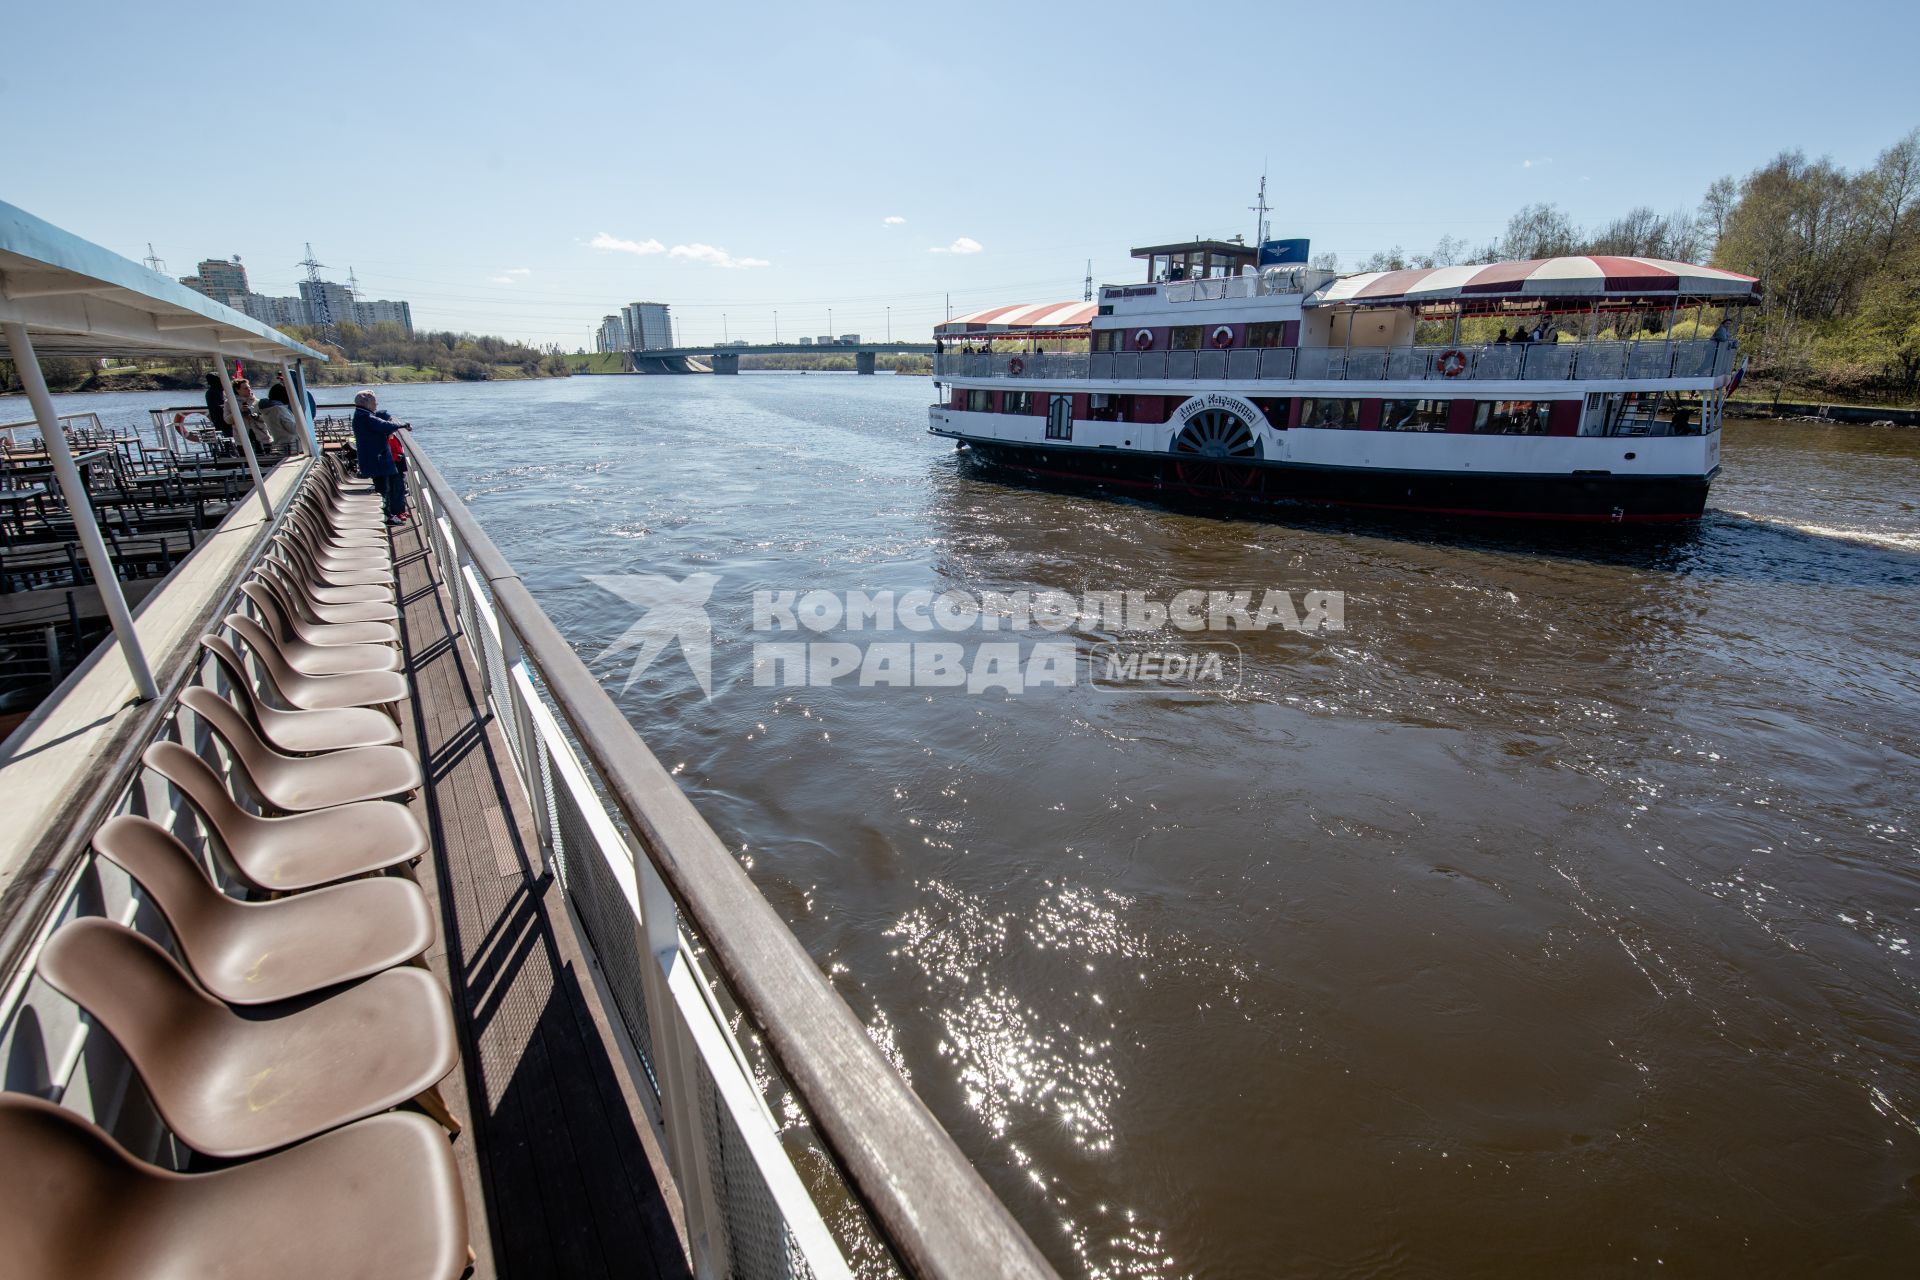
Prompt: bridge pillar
<box><xmin>712</xmin><ymin>352</ymin><xmax>740</xmax><ymax>375</ymax></box>
<box><xmin>855</xmin><ymin>350</ymin><xmax>876</xmax><ymax>375</ymax></box>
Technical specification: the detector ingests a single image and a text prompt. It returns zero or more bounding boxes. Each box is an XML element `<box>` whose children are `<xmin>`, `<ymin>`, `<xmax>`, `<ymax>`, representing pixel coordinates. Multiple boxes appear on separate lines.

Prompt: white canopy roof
<box><xmin>0</xmin><ymin>200</ymin><xmax>326</xmax><ymax>362</ymax></box>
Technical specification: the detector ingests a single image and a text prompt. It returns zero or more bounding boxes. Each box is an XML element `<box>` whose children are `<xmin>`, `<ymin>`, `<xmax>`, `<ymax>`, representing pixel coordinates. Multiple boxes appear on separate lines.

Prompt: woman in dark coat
<box><xmin>202</xmin><ymin>372</ymin><xmax>233</xmax><ymax>449</ymax></box>
<box><xmin>350</xmin><ymin>391</ymin><xmax>413</xmax><ymax>524</ymax></box>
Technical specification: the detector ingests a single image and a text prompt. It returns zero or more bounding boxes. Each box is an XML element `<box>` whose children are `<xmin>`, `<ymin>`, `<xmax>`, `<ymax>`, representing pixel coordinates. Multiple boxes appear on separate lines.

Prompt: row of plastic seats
<box><xmin>0</xmin><ymin>459</ymin><xmax>473</xmax><ymax>1278</ymax></box>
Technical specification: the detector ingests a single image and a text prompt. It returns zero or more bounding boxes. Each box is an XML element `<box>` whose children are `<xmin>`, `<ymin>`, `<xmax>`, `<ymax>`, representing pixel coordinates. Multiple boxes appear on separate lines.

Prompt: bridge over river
<box><xmin>629</xmin><ymin>341</ymin><xmax>935</xmax><ymax>374</ymax></box>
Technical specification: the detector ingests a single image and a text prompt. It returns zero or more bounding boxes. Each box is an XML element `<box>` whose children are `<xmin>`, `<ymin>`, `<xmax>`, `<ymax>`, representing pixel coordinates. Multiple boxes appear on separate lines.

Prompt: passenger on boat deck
<box><xmin>1495</xmin><ymin>329</ymin><xmax>1510</xmax><ymax>344</ymax></box>
<box><xmin>201</xmin><ymin>373</ymin><xmax>232</xmax><ymax>444</ymax></box>
<box><xmin>350</xmin><ymin>390</ymin><xmax>414</xmax><ymax>524</ymax></box>
<box><xmin>230</xmin><ymin>378</ymin><xmax>272</xmax><ymax>450</ymax></box>
<box><xmin>258</xmin><ymin>383</ymin><xmax>301</xmax><ymax>453</ymax></box>
<box><xmin>1530</xmin><ymin>321</ymin><xmax>1547</xmax><ymax>343</ymax></box>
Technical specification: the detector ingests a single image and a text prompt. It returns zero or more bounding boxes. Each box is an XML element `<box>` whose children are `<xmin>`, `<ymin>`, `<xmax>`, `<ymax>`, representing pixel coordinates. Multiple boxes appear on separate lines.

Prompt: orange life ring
<box><xmin>1008</xmin><ymin>356</ymin><xmax>1025</xmax><ymax>376</ymax></box>
<box><xmin>1211</xmin><ymin>325</ymin><xmax>1234</xmax><ymax>349</ymax></box>
<box><xmin>1437</xmin><ymin>349</ymin><xmax>1468</xmax><ymax>378</ymax></box>
<box><xmin>1134</xmin><ymin>329</ymin><xmax>1155</xmax><ymax>351</ymax></box>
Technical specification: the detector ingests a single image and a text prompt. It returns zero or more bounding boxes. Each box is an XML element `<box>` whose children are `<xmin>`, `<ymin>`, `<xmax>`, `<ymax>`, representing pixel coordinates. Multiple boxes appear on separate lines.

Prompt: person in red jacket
<box><xmin>386</xmin><ymin>431</ymin><xmax>410</xmax><ymax>521</ymax></box>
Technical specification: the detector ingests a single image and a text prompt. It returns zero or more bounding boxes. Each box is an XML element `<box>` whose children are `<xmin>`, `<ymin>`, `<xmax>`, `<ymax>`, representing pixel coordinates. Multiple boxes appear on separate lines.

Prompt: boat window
<box><xmin>1472</xmin><ymin>401</ymin><xmax>1549</xmax><ymax>435</ymax></box>
<box><xmin>1381</xmin><ymin>399</ymin><xmax>1451</xmax><ymax>432</ymax></box>
<box><xmin>1002</xmin><ymin>391</ymin><xmax>1033</xmax><ymax>414</ymax></box>
<box><xmin>1581</xmin><ymin>391</ymin><xmax>1706</xmax><ymax>437</ymax></box>
<box><xmin>1245</xmin><ymin>322</ymin><xmax>1287</xmax><ymax>348</ymax></box>
<box><xmin>1093</xmin><ymin>330</ymin><xmax>1125</xmax><ymax>353</ymax></box>
<box><xmin>1170</xmin><ymin>327</ymin><xmax>1204</xmax><ymax>350</ymax></box>
<box><xmin>966</xmin><ymin>390</ymin><xmax>993</xmax><ymax>412</ymax></box>
<box><xmin>1300</xmin><ymin>398</ymin><xmax>1362</xmax><ymax>429</ymax></box>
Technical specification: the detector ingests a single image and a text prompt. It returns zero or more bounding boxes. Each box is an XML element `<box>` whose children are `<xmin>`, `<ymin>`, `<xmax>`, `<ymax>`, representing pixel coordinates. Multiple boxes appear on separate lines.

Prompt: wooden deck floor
<box><xmin>390</xmin><ymin>513</ymin><xmax>690</xmax><ymax>1280</ymax></box>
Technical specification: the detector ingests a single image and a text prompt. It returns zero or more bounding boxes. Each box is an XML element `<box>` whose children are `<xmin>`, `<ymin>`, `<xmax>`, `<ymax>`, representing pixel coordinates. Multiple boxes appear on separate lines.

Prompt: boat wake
<box><xmin>1718</xmin><ymin>509</ymin><xmax>1920</xmax><ymax>554</ymax></box>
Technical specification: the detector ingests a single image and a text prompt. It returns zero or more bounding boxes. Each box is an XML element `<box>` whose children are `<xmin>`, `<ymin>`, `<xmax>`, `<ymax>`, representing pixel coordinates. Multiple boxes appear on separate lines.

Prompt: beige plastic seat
<box><xmin>0</xmin><ymin>1097</ymin><xmax>469</xmax><ymax>1280</ymax></box>
<box><xmin>225</xmin><ymin>616</ymin><xmax>408</xmax><ymax>711</ymax></box>
<box><xmin>275</xmin><ymin>536</ymin><xmax>393</xmax><ymax>589</ymax></box>
<box><xmin>258</xmin><ymin>556</ymin><xmax>398</xmax><ymax>625</ymax></box>
<box><xmin>291</xmin><ymin>507</ymin><xmax>389</xmax><ymax>556</ymax></box>
<box><xmin>143</xmin><ymin>742</ymin><xmax>426</xmax><ymax>890</ymax></box>
<box><xmin>287</xmin><ymin>516</ymin><xmax>390</xmax><ymax>571</ymax></box>
<box><xmin>264</xmin><ymin>550</ymin><xmax>392</xmax><ymax>607</ymax></box>
<box><xmin>180</xmin><ymin>686</ymin><xmax>420</xmax><ymax>812</ymax></box>
<box><xmin>199</xmin><ymin>636</ymin><xmax>399</xmax><ymax>753</ymax></box>
<box><xmin>241</xmin><ymin>579</ymin><xmax>399</xmax><ymax>649</ymax></box>
<box><xmin>227</xmin><ymin>605</ymin><xmax>398</xmax><ymax>678</ymax></box>
<box><xmin>297</xmin><ymin>492</ymin><xmax>386</xmax><ymax>532</ymax></box>
<box><xmin>37</xmin><ymin>918</ymin><xmax>461</xmax><ymax>1158</ymax></box>
<box><xmin>94</xmin><ymin>816</ymin><xmax>433</xmax><ymax>1004</ymax></box>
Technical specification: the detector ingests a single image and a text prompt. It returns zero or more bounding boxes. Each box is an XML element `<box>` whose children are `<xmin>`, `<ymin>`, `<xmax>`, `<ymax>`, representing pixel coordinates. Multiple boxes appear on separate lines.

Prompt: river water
<box><xmin>16</xmin><ymin>377</ymin><xmax>1920</xmax><ymax>1276</ymax></box>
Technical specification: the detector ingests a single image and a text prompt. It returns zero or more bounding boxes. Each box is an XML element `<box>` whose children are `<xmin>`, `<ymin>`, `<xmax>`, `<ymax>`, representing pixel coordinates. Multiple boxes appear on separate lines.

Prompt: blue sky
<box><xmin>6</xmin><ymin>0</ymin><xmax>1916</xmax><ymax>347</ymax></box>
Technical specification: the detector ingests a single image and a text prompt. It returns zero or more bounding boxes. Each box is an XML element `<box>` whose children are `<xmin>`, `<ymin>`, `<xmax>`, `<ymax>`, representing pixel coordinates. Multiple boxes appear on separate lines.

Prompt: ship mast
<box><xmin>1249</xmin><ymin>172</ymin><xmax>1271</xmax><ymax>249</ymax></box>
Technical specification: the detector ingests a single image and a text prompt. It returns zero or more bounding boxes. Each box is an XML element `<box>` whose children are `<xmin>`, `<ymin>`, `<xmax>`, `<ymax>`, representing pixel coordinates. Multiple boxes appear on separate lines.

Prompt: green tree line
<box><xmin>288</xmin><ymin>323</ymin><xmax>572</xmax><ymax>383</ymax></box>
<box><xmin>1321</xmin><ymin>127</ymin><xmax>1920</xmax><ymax>404</ymax></box>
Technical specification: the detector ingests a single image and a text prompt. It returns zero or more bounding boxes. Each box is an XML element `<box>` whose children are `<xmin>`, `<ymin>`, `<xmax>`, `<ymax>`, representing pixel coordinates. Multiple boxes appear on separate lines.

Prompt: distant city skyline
<box><xmin>8</xmin><ymin>0</ymin><xmax>1916</xmax><ymax>348</ymax></box>
<box><xmin>176</xmin><ymin>254</ymin><xmax>414</xmax><ymax>337</ymax></box>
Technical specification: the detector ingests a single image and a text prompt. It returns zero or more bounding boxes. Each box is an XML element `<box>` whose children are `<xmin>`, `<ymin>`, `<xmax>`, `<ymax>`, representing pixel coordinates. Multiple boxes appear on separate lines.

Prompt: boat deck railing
<box><xmin>935</xmin><ymin>337</ymin><xmax>1736</xmax><ymax>385</ymax></box>
<box><xmin>404</xmin><ymin>442</ymin><xmax>1055</xmax><ymax>1279</ymax></box>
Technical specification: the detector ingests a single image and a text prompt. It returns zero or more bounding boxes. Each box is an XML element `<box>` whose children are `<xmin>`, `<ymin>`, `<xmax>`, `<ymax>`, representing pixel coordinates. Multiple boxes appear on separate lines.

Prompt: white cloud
<box><xmin>669</xmin><ymin>243</ymin><xmax>770</xmax><ymax>269</ymax></box>
<box><xmin>489</xmin><ymin>267</ymin><xmax>533</xmax><ymax>284</ymax></box>
<box><xmin>591</xmin><ymin>232</ymin><xmax>665</xmax><ymax>255</ymax></box>
<box><xmin>883</xmin><ymin>215</ymin><xmax>906</xmax><ymax>225</ymax></box>
<box><xmin>929</xmin><ymin>236</ymin><xmax>983</xmax><ymax>255</ymax></box>
<box><xmin>1520</xmin><ymin>157</ymin><xmax>1554</xmax><ymax>170</ymax></box>
<box><xmin>505</xmin><ymin>267</ymin><xmax>531</xmax><ymax>276</ymax></box>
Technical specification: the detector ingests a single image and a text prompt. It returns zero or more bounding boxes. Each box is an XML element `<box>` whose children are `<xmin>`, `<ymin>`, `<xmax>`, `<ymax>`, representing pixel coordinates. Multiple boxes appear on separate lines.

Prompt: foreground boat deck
<box><xmin>392</xmin><ymin>515</ymin><xmax>689</xmax><ymax>1279</ymax></box>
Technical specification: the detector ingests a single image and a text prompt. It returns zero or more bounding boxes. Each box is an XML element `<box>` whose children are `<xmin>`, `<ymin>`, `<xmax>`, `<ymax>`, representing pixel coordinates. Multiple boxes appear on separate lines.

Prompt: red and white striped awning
<box><xmin>1307</xmin><ymin>256</ymin><xmax>1760</xmax><ymax>308</ymax></box>
<box><xmin>936</xmin><ymin>300</ymin><xmax>1097</xmax><ymax>335</ymax></box>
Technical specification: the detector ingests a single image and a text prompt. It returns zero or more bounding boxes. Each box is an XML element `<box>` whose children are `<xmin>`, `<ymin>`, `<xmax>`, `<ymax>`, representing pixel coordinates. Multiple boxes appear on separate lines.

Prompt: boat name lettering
<box><xmin>1177</xmin><ymin>394</ymin><xmax>1262</xmax><ymax>425</ymax></box>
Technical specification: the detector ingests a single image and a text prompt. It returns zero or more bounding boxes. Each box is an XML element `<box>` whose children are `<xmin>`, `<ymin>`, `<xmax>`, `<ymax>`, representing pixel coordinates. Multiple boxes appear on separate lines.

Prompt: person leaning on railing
<box><xmin>350</xmin><ymin>391</ymin><xmax>414</xmax><ymax>526</ymax></box>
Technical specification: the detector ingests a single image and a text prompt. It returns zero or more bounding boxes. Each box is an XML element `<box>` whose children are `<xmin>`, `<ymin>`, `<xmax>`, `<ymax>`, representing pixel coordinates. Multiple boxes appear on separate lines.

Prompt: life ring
<box><xmin>1437</xmin><ymin>349</ymin><xmax>1468</xmax><ymax>378</ymax></box>
<box><xmin>1008</xmin><ymin>356</ymin><xmax>1025</xmax><ymax>376</ymax></box>
<box><xmin>1134</xmin><ymin>329</ymin><xmax>1155</xmax><ymax>351</ymax></box>
<box><xmin>1211</xmin><ymin>325</ymin><xmax>1234</xmax><ymax>349</ymax></box>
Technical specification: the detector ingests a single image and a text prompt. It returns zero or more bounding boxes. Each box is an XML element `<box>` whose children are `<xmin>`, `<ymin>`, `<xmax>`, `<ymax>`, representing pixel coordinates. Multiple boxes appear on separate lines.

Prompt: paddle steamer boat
<box><xmin>930</xmin><ymin>238</ymin><xmax>1759</xmax><ymax>521</ymax></box>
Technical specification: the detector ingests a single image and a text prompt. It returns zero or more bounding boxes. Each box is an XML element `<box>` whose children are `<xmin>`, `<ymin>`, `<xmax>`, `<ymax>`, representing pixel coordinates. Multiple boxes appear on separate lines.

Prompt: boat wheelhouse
<box><xmin>930</xmin><ymin>237</ymin><xmax>1760</xmax><ymax>521</ymax></box>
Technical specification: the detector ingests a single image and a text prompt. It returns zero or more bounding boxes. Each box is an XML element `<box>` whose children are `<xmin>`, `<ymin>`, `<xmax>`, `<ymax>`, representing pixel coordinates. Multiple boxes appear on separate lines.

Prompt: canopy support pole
<box><xmin>279</xmin><ymin>359</ymin><xmax>318</xmax><ymax>458</ymax></box>
<box><xmin>1</xmin><ymin>322</ymin><xmax>159</xmax><ymax>702</ymax></box>
<box><xmin>214</xmin><ymin>356</ymin><xmax>274</xmax><ymax>520</ymax></box>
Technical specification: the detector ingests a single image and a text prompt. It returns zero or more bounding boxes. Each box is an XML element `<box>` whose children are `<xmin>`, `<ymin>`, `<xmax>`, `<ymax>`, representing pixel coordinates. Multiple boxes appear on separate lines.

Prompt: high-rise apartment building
<box><xmin>596</xmin><ymin>314</ymin><xmax>629</xmax><ymax>353</ymax></box>
<box><xmin>179</xmin><ymin>257</ymin><xmax>251</xmax><ymax>308</ymax></box>
<box><xmin>621</xmin><ymin>302</ymin><xmax>673</xmax><ymax>350</ymax></box>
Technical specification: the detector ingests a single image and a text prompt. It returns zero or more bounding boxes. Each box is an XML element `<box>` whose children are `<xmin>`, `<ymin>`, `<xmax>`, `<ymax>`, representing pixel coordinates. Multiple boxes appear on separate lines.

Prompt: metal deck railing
<box><xmin>935</xmin><ymin>337</ymin><xmax>1737</xmax><ymax>384</ymax></box>
<box><xmin>405</xmin><ymin>442</ymin><xmax>1056</xmax><ymax>1280</ymax></box>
